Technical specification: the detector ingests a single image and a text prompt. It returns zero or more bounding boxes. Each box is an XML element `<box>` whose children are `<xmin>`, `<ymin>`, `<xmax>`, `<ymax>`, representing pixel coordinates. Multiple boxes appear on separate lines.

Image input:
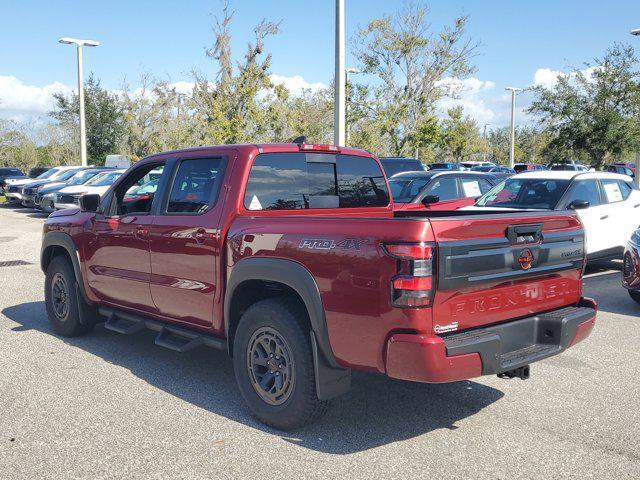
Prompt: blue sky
<box><xmin>2</xmin><ymin>0</ymin><xmax>640</xmax><ymax>127</ymax></box>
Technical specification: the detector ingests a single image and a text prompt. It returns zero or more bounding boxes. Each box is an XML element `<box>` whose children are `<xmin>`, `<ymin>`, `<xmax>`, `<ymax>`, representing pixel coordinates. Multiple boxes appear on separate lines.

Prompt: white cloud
<box><xmin>533</xmin><ymin>66</ymin><xmax>599</xmax><ymax>89</ymax></box>
<box><xmin>436</xmin><ymin>76</ymin><xmax>499</xmax><ymax>126</ymax></box>
<box><xmin>0</xmin><ymin>75</ymin><xmax>73</xmax><ymax>121</ymax></box>
<box><xmin>269</xmin><ymin>74</ymin><xmax>326</xmax><ymax>95</ymax></box>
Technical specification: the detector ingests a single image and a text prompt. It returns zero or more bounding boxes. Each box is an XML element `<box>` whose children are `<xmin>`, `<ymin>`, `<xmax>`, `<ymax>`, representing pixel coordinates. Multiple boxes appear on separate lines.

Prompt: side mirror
<box><xmin>421</xmin><ymin>195</ymin><xmax>440</xmax><ymax>206</ymax></box>
<box><xmin>79</xmin><ymin>193</ymin><xmax>101</xmax><ymax>212</ymax></box>
<box><xmin>568</xmin><ymin>199</ymin><xmax>589</xmax><ymax>210</ymax></box>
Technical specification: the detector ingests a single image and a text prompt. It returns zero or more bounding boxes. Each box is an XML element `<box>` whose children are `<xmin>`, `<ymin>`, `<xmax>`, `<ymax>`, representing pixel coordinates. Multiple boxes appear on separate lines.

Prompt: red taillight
<box><xmin>298</xmin><ymin>143</ymin><xmax>340</xmax><ymax>152</ymax></box>
<box><xmin>383</xmin><ymin>243</ymin><xmax>433</xmax><ymax>260</ymax></box>
<box><xmin>384</xmin><ymin>242</ymin><xmax>436</xmax><ymax>308</ymax></box>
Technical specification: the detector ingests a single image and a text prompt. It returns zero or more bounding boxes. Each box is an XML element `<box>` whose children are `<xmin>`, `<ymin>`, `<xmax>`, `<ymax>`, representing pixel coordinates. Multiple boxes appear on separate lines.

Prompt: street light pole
<box><xmin>345</xmin><ymin>67</ymin><xmax>361</xmax><ymax>145</ymax></box>
<box><xmin>632</xmin><ymin>29</ymin><xmax>640</xmax><ymax>187</ymax></box>
<box><xmin>482</xmin><ymin>123</ymin><xmax>491</xmax><ymax>162</ymax></box>
<box><xmin>59</xmin><ymin>37</ymin><xmax>100</xmax><ymax>166</ymax></box>
<box><xmin>334</xmin><ymin>0</ymin><xmax>345</xmax><ymax>146</ymax></box>
<box><xmin>505</xmin><ymin>87</ymin><xmax>522</xmax><ymax>169</ymax></box>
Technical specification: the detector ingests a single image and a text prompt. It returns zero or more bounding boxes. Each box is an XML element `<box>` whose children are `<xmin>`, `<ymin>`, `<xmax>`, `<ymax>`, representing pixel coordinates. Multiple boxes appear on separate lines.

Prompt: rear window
<box><xmin>476</xmin><ymin>178</ymin><xmax>571</xmax><ymax>209</ymax></box>
<box><xmin>244</xmin><ymin>153</ymin><xmax>389</xmax><ymax>210</ymax></box>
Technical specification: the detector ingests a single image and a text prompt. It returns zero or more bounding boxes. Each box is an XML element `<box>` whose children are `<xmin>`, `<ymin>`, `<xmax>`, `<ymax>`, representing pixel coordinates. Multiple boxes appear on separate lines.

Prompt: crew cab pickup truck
<box><xmin>41</xmin><ymin>142</ymin><xmax>597</xmax><ymax>430</ymax></box>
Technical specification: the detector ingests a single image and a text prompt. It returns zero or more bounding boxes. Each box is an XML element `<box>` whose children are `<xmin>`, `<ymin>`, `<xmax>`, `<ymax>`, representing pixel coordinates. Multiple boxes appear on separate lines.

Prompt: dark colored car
<box><xmin>379</xmin><ymin>157</ymin><xmax>426</xmax><ymax>177</ymax></box>
<box><xmin>550</xmin><ymin>163</ymin><xmax>589</xmax><ymax>172</ymax></box>
<box><xmin>426</xmin><ymin>162</ymin><xmax>463</xmax><ymax>171</ymax></box>
<box><xmin>513</xmin><ymin>163</ymin><xmax>547</xmax><ymax>173</ymax></box>
<box><xmin>0</xmin><ymin>167</ymin><xmax>26</xmax><ymax>195</ymax></box>
<box><xmin>41</xmin><ymin>142</ymin><xmax>596</xmax><ymax>430</ymax></box>
<box><xmin>622</xmin><ymin>229</ymin><xmax>640</xmax><ymax>303</ymax></box>
<box><xmin>471</xmin><ymin>165</ymin><xmax>516</xmax><ymax>179</ymax></box>
<box><xmin>389</xmin><ymin>171</ymin><xmax>498</xmax><ymax>211</ymax></box>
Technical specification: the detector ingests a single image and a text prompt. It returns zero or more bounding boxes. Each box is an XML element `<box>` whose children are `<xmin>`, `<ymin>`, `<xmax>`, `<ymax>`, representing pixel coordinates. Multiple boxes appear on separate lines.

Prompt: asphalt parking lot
<box><xmin>0</xmin><ymin>204</ymin><xmax>639</xmax><ymax>480</ymax></box>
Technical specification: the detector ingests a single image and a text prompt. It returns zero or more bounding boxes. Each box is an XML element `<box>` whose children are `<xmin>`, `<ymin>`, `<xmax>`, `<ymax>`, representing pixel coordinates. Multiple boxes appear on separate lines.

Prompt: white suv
<box><xmin>471</xmin><ymin>171</ymin><xmax>640</xmax><ymax>262</ymax></box>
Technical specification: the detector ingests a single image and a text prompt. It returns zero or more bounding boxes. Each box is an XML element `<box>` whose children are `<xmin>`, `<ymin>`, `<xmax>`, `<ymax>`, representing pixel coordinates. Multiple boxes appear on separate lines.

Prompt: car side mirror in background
<box><xmin>79</xmin><ymin>194</ymin><xmax>101</xmax><ymax>212</ymax></box>
<box><xmin>568</xmin><ymin>200</ymin><xmax>590</xmax><ymax>210</ymax></box>
<box><xmin>421</xmin><ymin>195</ymin><xmax>440</xmax><ymax>206</ymax></box>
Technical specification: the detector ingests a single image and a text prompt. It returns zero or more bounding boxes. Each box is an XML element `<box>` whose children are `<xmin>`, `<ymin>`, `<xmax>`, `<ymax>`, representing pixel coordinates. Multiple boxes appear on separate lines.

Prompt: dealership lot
<box><xmin>0</xmin><ymin>205</ymin><xmax>639</xmax><ymax>479</ymax></box>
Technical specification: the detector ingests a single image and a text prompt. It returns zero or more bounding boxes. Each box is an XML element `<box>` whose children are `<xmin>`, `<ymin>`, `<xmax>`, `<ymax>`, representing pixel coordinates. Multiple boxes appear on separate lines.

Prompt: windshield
<box><xmin>475</xmin><ymin>178</ymin><xmax>571</xmax><ymax>209</ymax></box>
<box><xmin>36</xmin><ymin>168</ymin><xmax>58</xmax><ymax>179</ymax></box>
<box><xmin>429</xmin><ymin>163</ymin><xmax>458</xmax><ymax>170</ymax></box>
<box><xmin>125</xmin><ymin>179</ymin><xmax>159</xmax><ymax>197</ymax></box>
<box><xmin>388</xmin><ymin>176</ymin><xmax>433</xmax><ymax>203</ymax></box>
<box><xmin>85</xmin><ymin>171</ymin><xmax>122</xmax><ymax>187</ymax></box>
<box><xmin>381</xmin><ymin>160</ymin><xmax>423</xmax><ymax>177</ymax></box>
<box><xmin>67</xmin><ymin>170</ymin><xmax>101</xmax><ymax>186</ymax></box>
<box><xmin>55</xmin><ymin>169</ymin><xmax>84</xmax><ymax>182</ymax></box>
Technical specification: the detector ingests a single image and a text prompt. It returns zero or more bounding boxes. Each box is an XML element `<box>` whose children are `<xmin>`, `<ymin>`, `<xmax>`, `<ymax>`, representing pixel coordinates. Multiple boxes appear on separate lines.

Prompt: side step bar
<box><xmin>99</xmin><ymin>307</ymin><xmax>225</xmax><ymax>353</ymax></box>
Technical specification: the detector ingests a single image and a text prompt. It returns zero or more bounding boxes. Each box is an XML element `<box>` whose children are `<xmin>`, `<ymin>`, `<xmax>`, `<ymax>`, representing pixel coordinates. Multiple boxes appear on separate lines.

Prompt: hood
<box><xmin>58</xmin><ymin>184</ymin><xmax>111</xmax><ymax>196</ymax></box>
<box><xmin>49</xmin><ymin>207</ymin><xmax>81</xmax><ymax>217</ymax></box>
<box><xmin>22</xmin><ymin>179</ymin><xmax>53</xmax><ymax>189</ymax></box>
<box><xmin>38</xmin><ymin>182</ymin><xmax>66</xmax><ymax>195</ymax></box>
<box><xmin>5</xmin><ymin>178</ymin><xmax>34</xmax><ymax>187</ymax></box>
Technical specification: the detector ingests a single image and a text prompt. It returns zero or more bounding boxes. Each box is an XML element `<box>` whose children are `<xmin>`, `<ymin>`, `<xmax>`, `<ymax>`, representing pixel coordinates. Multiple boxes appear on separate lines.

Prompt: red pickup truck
<box><xmin>41</xmin><ymin>142</ymin><xmax>596</xmax><ymax>430</ymax></box>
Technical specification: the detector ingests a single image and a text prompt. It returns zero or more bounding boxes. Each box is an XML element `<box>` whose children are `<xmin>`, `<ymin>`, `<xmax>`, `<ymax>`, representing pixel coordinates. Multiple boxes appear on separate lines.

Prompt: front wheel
<box><xmin>233</xmin><ymin>298</ymin><xmax>328</xmax><ymax>430</ymax></box>
<box><xmin>44</xmin><ymin>256</ymin><xmax>96</xmax><ymax>337</ymax></box>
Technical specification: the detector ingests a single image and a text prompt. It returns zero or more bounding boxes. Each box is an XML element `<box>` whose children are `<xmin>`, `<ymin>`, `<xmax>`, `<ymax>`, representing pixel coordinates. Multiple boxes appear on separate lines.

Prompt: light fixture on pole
<box><xmin>505</xmin><ymin>87</ymin><xmax>522</xmax><ymax>169</ymax></box>
<box><xmin>482</xmin><ymin>123</ymin><xmax>491</xmax><ymax>162</ymax></box>
<box><xmin>59</xmin><ymin>37</ymin><xmax>100</xmax><ymax>166</ymax></box>
<box><xmin>345</xmin><ymin>67</ymin><xmax>361</xmax><ymax>145</ymax></box>
<box><xmin>334</xmin><ymin>0</ymin><xmax>345</xmax><ymax>146</ymax></box>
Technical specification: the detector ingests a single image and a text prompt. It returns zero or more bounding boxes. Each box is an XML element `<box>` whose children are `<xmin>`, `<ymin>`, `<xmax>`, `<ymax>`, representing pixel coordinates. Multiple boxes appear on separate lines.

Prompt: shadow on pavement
<box><xmin>3</xmin><ymin>301</ymin><xmax>504</xmax><ymax>454</ymax></box>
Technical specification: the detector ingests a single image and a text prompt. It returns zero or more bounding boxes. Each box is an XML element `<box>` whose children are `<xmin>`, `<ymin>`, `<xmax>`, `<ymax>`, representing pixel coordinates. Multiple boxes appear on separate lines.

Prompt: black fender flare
<box><xmin>224</xmin><ymin>257</ymin><xmax>351</xmax><ymax>400</ymax></box>
<box><xmin>41</xmin><ymin>231</ymin><xmax>89</xmax><ymax>303</ymax></box>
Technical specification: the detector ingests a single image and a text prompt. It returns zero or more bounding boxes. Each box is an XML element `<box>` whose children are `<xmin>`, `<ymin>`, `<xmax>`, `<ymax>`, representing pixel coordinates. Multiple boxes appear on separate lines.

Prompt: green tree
<box><xmin>528</xmin><ymin>44</ymin><xmax>640</xmax><ymax>169</ymax></box>
<box><xmin>352</xmin><ymin>2</ymin><xmax>478</xmax><ymax>156</ymax></box>
<box><xmin>439</xmin><ymin>106</ymin><xmax>481</xmax><ymax>162</ymax></box>
<box><xmin>51</xmin><ymin>74</ymin><xmax>125</xmax><ymax>165</ymax></box>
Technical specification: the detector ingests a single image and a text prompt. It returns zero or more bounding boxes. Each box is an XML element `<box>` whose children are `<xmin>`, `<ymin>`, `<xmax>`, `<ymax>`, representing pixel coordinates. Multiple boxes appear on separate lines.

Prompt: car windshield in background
<box><xmin>388</xmin><ymin>175</ymin><xmax>434</xmax><ymax>203</ymax></box>
<box><xmin>380</xmin><ymin>159</ymin><xmax>423</xmax><ymax>177</ymax></box>
<box><xmin>85</xmin><ymin>171</ymin><xmax>122</xmax><ymax>187</ymax></box>
<box><xmin>67</xmin><ymin>170</ymin><xmax>102</xmax><ymax>186</ymax></box>
<box><xmin>36</xmin><ymin>169</ymin><xmax>57</xmax><ymax>179</ymax></box>
<box><xmin>55</xmin><ymin>169</ymin><xmax>84</xmax><ymax>182</ymax></box>
<box><xmin>476</xmin><ymin>178</ymin><xmax>571</xmax><ymax>209</ymax></box>
<box><xmin>429</xmin><ymin>163</ymin><xmax>459</xmax><ymax>170</ymax></box>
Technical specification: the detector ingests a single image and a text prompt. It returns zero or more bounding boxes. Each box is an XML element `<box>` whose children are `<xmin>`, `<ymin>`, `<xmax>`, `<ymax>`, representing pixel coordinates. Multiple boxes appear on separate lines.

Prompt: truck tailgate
<box><xmin>429</xmin><ymin>211</ymin><xmax>584</xmax><ymax>332</ymax></box>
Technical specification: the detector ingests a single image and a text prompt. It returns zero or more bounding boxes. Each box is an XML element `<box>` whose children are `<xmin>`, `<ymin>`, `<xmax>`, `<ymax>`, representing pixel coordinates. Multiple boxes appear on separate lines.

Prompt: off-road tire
<box><xmin>233</xmin><ymin>297</ymin><xmax>329</xmax><ymax>430</ymax></box>
<box><xmin>44</xmin><ymin>255</ymin><xmax>96</xmax><ymax>337</ymax></box>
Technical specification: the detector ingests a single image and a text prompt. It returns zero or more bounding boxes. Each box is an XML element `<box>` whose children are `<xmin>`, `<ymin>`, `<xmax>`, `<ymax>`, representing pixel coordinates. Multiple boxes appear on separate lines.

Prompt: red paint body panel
<box><xmin>42</xmin><ymin>143</ymin><xmax>595</xmax><ymax>384</ymax></box>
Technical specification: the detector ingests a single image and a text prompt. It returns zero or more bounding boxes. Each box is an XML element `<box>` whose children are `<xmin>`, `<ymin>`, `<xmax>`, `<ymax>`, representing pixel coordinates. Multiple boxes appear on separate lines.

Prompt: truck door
<box><xmin>147</xmin><ymin>153</ymin><xmax>231</xmax><ymax>329</ymax></box>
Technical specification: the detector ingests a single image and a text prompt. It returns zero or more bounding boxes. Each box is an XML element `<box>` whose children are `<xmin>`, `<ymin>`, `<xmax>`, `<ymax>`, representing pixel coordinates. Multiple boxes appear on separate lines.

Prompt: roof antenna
<box><xmin>291</xmin><ymin>135</ymin><xmax>307</xmax><ymax>144</ymax></box>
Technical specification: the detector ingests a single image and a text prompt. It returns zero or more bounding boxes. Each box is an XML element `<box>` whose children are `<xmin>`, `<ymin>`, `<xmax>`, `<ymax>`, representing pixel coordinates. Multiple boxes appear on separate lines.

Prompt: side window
<box><xmin>601</xmin><ymin>178</ymin><xmax>628</xmax><ymax>203</ymax></box>
<box><xmin>243</xmin><ymin>152</ymin><xmax>389</xmax><ymax>210</ymax></box>
<box><xmin>616</xmin><ymin>180</ymin><xmax>632</xmax><ymax>200</ymax></box>
<box><xmin>460</xmin><ymin>178</ymin><xmax>483</xmax><ymax>198</ymax></box>
<box><xmin>166</xmin><ymin>158</ymin><xmax>224</xmax><ymax>214</ymax></box>
<box><xmin>565</xmin><ymin>180</ymin><xmax>601</xmax><ymax>207</ymax></box>
<box><xmin>479</xmin><ymin>178</ymin><xmax>494</xmax><ymax>194</ymax></box>
<box><xmin>111</xmin><ymin>163</ymin><xmax>165</xmax><ymax>216</ymax></box>
<box><xmin>427</xmin><ymin>177</ymin><xmax>458</xmax><ymax>200</ymax></box>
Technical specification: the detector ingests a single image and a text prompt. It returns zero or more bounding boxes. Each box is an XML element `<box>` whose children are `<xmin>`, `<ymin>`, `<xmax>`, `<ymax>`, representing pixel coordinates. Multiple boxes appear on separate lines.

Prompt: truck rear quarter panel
<box><xmin>226</xmin><ymin>216</ymin><xmax>436</xmax><ymax>372</ymax></box>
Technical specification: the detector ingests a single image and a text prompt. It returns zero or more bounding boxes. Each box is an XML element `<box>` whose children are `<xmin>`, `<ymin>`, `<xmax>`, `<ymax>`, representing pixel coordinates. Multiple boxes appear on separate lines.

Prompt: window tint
<box><xmin>167</xmin><ymin>158</ymin><xmax>224</xmax><ymax>213</ymax></box>
<box><xmin>388</xmin><ymin>176</ymin><xmax>432</xmax><ymax>202</ymax></box>
<box><xmin>600</xmin><ymin>178</ymin><xmax>629</xmax><ymax>203</ymax></box>
<box><xmin>112</xmin><ymin>164</ymin><xmax>164</xmax><ymax>216</ymax></box>
<box><xmin>380</xmin><ymin>159</ymin><xmax>423</xmax><ymax>177</ymax></box>
<box><xmin>476</xmin><ymin>178</ymin><xmax>571</xmax><ymax>209</ymax></box>
<box><xmin>427</xmin><ymin>177</ymin><xmax>458</xmax><ymax>200</ymax></box>
<box><xmin>565</xmin><ymin>180</ymin><xmax>601</xmax><ymax>207</ymax></box>
<box><xmin>244</xmin><ymin>153</ymin><xmax>389</xmax><ymax>210</ymax></box>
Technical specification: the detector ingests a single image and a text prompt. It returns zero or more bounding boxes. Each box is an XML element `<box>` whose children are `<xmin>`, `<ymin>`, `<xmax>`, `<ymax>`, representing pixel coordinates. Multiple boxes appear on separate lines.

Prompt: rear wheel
<box><xmin>45</xmin><ymin>256</ymin><xmax>96</xmax><ymax>337</ymax></box>
<box><xmin>628</xmin><ymin>289</ymin><xmax>640</xmax><ymax>304</ymax></box>
<box><xmin>233</xmin><ymin>297</ymin><xmax>328</xmax><ymax>430</ymax></box>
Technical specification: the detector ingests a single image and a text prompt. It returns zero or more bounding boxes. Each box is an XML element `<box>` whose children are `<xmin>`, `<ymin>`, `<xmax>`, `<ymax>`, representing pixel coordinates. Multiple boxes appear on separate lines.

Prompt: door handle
<box><xmin>634</xmin><ymin>204</ymin><xmax>640</xmax><ymax>208</ymax></box>
<box><xmin>600</xmin><ymin>215</ymin><xmax>609</xmax><ymax>220</ymax></box>
<box><xmin>194</xmin><ymin>228</ymin><xmax>214</xmax><ymax>244</ymax></box>
<box><xmin>135</xmin><ymin>225</ymin><xmax>149</xmax><ymax>239</ymax></box>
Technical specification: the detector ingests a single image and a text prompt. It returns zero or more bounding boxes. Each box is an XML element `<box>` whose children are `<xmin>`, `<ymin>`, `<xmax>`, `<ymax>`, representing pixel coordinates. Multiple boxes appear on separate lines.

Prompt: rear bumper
<box><xmin>385</xmin><ymin>297</ymin><xmax>597</xmax><ymax>383</ymax></box>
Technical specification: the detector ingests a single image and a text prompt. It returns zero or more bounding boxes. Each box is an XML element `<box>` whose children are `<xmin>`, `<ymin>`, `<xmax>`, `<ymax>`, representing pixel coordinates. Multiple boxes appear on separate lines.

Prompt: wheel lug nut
<box><xmin>279</xmin><ymin>364</ymin><xmax>283</xmax><ymax>369</ymax></box>
<box><xmin>275</xmin><ymin>372</ymin><xmax>279</xmax><ymax>376</ymax></box>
